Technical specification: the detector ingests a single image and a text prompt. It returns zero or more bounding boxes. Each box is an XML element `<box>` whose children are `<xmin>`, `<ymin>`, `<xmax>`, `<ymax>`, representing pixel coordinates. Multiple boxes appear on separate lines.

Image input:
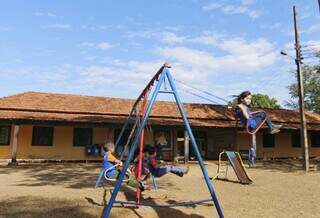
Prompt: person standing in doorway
<box><xmin>249</xmin><ymin>144</ymin><xmax>256</xmax><ymax>168</ymax></box>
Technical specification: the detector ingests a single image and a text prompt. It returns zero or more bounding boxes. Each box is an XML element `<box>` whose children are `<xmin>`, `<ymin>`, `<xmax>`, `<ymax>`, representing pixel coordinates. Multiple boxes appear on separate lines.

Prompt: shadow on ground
<box><xmin>0</xmin><ymin>163</ymin><xmax>179</xmax><ymax>190</ymax></box>
<box><xmin>253</xmin><ymin>159</ymin><xmax>320</xmax><ymax>173</ymax></box>
<box><xmin>0</xmin><ymin>163</ymin><xmax>101</xmax><ymax>189</ymax></box>
<box><xmin>0</xmin><ymin>196</ymin><xmax>108</xmax><ymax>218</ymax></box>
<box><xmin>86</xmin><ymin>184</ymin><xmax>207</xmax><ymax>218</ymax></box>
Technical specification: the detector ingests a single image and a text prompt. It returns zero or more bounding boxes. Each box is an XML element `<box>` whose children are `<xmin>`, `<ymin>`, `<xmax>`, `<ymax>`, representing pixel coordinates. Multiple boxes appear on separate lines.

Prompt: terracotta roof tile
<box><xmin>0</xmin><ymin>91</ymin><xmax>319</xmax><ymax>129</ymax></box>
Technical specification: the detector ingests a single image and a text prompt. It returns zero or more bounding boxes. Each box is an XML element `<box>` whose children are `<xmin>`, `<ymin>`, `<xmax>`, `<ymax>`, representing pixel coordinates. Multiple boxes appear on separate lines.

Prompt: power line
<box><xmin>303</xmin><ymin>48</ymin><xmax>320</xmax><ymax>52</ymax></box>
<box><xmin>174</xmin><ymin>79</ymin><xmax>229</xmax><ymax>104</ymax></box>
<box><xmin>301</xmin><ymin>43</ymin><xmax>320</xmax><ymax>48</ymax></box>
<box><xmin>177</xmin><ymin>85</ymin><xmax>221</xmax><ymax>105</ymax></box>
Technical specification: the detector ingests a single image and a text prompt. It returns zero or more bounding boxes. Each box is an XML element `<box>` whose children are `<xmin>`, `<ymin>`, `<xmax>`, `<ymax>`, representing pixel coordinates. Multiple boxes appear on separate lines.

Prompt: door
<box><xmin>189</xmin><ymin>130</ymin><xmax>207</xmax><ymax>160</ymax></box>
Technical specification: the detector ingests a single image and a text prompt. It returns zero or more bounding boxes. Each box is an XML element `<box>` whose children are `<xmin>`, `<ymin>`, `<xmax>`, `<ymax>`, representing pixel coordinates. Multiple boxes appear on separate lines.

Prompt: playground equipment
<box><xmin>101</xmin><ymin>64</ymin><xmax>224</xmax><ymax>218</ymax></box>
<box><xmin>94</xmin><ymin>163</ymin><xmax>158</xmax><ymax>190</ymax></box>
<box><xmin>95</xmin><ymin>163</ymin><xmax>130</xmax><ymax>188</ymax></box>
<box><xmin>235</xmin><ymin>107</ymin><xmax>267</xmax><ymax>135</ymax></box>
<box><xmin>234</xmin><ymin>106</ymin><xmax>268</xmax><ymax>162</ymax></box>
<box><xmin>215</xmin><ymin>150</ymin><xmax>252</xmax><ymax>184</ymax></box>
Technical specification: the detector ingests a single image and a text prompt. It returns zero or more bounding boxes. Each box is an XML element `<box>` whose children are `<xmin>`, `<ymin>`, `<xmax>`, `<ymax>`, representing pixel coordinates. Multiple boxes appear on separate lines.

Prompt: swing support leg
<box><xmin>136</xmin><ymin>93</ymin><xmax>149</xmax><ymax>205</ymax></box>
<box><xmin>166</xmin><ymin>72</ymin><xmax>224</xmax><ymax>218</ymax></box>
<box><xmin>102</xmin><ymin>68</ymin><xmax>166</xmax><ymax>218</ymax></box>
<box><xmin>102</xmin><ymin>67</ymin><xmax>224</xmax><ymax>218</ymax></box>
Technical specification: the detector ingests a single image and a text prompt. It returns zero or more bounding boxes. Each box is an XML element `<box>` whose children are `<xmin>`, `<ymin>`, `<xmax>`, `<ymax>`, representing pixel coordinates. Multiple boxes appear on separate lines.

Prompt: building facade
<box><xmin>0</xmin><ymin>92</ymin><xmax>320</xmax><ymax>162</ymax></box>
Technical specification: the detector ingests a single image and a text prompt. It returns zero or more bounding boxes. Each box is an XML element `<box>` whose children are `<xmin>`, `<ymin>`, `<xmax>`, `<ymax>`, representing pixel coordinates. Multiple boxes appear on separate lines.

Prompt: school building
<box><xmin>0</xmin><ymin>91</ymin><xmax>320</xmax><ymax>163</ymax></box>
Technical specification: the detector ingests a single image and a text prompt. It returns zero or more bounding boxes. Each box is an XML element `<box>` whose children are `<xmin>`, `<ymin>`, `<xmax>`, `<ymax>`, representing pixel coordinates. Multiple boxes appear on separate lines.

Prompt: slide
<box><xmin>225</xmin><ymin>151</ymin><xmax>253</xmax><ymax>184</ymax></box>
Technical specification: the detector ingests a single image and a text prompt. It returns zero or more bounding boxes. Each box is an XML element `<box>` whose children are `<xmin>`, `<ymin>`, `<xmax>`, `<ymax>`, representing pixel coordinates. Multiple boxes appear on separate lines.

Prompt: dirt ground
<box><xmin>0</xmin><ymin>161</ymin><xmax>319</xmax><ymax>218</ymax></box>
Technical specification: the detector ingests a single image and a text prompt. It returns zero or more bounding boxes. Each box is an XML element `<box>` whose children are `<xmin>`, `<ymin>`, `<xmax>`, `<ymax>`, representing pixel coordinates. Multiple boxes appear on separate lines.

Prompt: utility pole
<box><xmin>293</xmin><ymin>6</ymin><xmax>309</xmax><ymax>172</ymax></box>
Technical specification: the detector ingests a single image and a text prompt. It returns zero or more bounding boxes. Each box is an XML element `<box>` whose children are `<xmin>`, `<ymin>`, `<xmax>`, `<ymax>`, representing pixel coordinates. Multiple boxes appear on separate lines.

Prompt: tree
<box><xmin>229</xmin><ymin>93</ymin><xmax>281</xmax><ymax>109</ymax></box>
<box><xmin>251</xmin><ymin>94</ymin><xmax>281</xmax><ymax>109</ymax></box>
<box><xmin>287</xmin><ymin>53</ymin><xmax>320</xmax><ymax>113</ymax></box>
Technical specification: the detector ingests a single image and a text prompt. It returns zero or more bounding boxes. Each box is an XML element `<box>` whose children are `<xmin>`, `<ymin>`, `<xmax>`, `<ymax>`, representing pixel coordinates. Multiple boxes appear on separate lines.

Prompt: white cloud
<box><xmin>157</xmin><ymin>35</ymin><xmax>277</xmax><ymax>74</ymax></box>
<box><xmin>241</xmin><ymin>0</ymin><xmax>255</xmax><ymax>6</ymax></box>
<box><xmin>81</xmin><ymin>31</ymin><xmax>278</xmax><ymax>85</ymax></box>
<box><xmin>221</xmin><ymin>5</ymin><xmax>260</xmax><ymax>18</ymax></box>
<box><xmin>47</xmin><ymin>23</ymin><xmax>71</xmax><ymax>30</ymax></box>
<box><xmin>97</xmin><ymin>42</ymin><xmax>113</xmax><ymax>49</ymax></box>
<box><xmin>80</xmin><ymin>41</ymin><xmax>114</xmax><ymax>50</ymax></box>
<box><xmin>81</xmin><ymin>24</ymin><xmax>113</xmax><ymax>31</ymax></box>
<box><xmin>260</xmin><ymin>22</ymin><xmax>281</xmax><ymax>30</ymax></box>
<box><xmin>189</xmin><ymin>34</ymin><xmax>222</xmax><ymax>46</ymax></box>
<box><xmin>77</xmin><ymin>61</ymin><xmax>164</xmax><ymax>90</ymax></box>
<box><xmin>0</xmin><ymin>26</ymin><xmax>12</xmax><ymax>32</ymax></box>
<box><xmin>202</xmin><ymin>0</ymin><xmax>262</xmax><ymax>19</ymax></box>
<box><xmin>125</xmin><ymin>30</ymin><xmax>186</xmax><ymax>45</ymax></box>
<box><xmin>161</xmin><ymin>32</ymin><xmax>186</xmax><ymax>44</ymax></box>
<box><xmin>202</xmin><ymin>3</ymin><xmax>223</xmax><ymax>11</ymax></box>
<box><xmin>34</xmin><ymin>12</ymin><xmax>57</xmax><ymax>17</ymax></box>
<box><xmin>80</xmin><ymin>42</ymin><xmax>95</xmax><ymax>47</ymax></box>
<box><xmin>303</xmin><ymin>40</ymin><xmax>320</xmax><ymax>53</ymax></box>
<box><xmin>305</xmin><ymin>24</ymin><xmax>320</xmax><ymax>34</ymax></box>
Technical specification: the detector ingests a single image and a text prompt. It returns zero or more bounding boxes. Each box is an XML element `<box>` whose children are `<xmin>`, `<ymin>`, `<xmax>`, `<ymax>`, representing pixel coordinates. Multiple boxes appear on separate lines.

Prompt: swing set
<box><xmin>101</xmin><ymin>63</ymin><xmax>224</xmax><ymax>218</ymax></box>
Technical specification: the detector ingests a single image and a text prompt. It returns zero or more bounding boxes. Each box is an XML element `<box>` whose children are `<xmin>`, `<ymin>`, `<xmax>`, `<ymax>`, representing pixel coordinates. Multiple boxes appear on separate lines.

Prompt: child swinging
<box><xmin>235</xmin><ymin>91</ymin><xmax>282</xmax><ymax>134</ymax></box>
<box><xmin>145</xmin><ymin>146</ymin><xmax>189</xmax><ymax>177</ymax></box>
<box><xmin>101</xmin><ymin>141</ymin><xmax>146</xmax><ymax>191</ymax></box>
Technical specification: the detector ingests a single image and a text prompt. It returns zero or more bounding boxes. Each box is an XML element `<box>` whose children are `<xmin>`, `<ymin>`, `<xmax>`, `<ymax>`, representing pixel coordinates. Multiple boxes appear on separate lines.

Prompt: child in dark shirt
<box><xmin>146</xmin><ymin>146</ymin><xmax>189</xmax><ymax>177</ymax></box>
<box><xmin>236</xmin><ymin>91</ymin><xmax>282</xmax><ymax>134</ymax></box>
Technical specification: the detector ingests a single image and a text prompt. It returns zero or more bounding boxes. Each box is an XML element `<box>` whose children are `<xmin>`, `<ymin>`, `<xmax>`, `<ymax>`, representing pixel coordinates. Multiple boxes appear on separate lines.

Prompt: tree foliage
<box><xmin>251</xmin><ymin>94</ymin><xmax>281</xmax><ymax>109</ymax></box>
<box><xmin>229</xmin><ymin>93</ymin><xmax>281</xmax><ymax>109</ymax></box>
<box><xmin>287</xmin><ymin>54</ymin><xmax>320</xmax><ymax>113</ymax></box>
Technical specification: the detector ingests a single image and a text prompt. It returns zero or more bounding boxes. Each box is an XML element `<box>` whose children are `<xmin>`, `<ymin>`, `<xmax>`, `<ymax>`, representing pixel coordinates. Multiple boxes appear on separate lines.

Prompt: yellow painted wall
<box><xmin>0</xmin><ymin>125</ymin><xmax>114</xmax><ymax>160</ymax></box>
<box><xmin>237</xmin><ymin>131</ymin><xmax>320</xmax><ymax>158</ymax></box>
<box><xmin>1</xmin><ymin>124</ymin><xmax>320</xmax><ymax>160</ymax></box>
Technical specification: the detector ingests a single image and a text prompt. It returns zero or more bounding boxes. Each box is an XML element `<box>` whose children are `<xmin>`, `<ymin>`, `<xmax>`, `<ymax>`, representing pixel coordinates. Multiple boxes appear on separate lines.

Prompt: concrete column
<box><xmin>184</xmin><ymin>130</ymin><xmax>189</xmax><ymax>163</ymax></box>
<box><xmin>252</xmin><ymin>134</ymin><xmax>257</xmax><ymax>154</ymax></box>
<box><xmin>10</xmin><ymin>125</ymin><xmax>20</xmax><ymax>165</ymax></box>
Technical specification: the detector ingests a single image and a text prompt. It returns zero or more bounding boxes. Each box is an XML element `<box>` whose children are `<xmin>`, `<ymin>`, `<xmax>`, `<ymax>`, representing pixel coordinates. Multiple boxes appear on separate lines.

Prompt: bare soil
<box><xmin>0</xmin><ymin>161</ymin><xmax>319</xmax><ymax>218</ymax></box>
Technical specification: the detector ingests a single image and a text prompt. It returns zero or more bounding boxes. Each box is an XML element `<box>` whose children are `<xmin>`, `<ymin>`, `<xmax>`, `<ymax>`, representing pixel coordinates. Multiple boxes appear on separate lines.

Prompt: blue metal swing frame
<box><xmin>102</xmin><ymin>65</ymin><xmax>224</xmax><ymax>218</ymax></box>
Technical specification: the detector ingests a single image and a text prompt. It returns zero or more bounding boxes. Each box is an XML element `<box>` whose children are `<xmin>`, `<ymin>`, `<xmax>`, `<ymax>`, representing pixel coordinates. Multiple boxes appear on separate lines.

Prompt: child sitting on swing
<box><xmin>236</xmin><ymin>91</ymin><xmax>282</xmax><ymax>134</ymax></box>
<box><xmin>146</xmin><ymin>146</ymin><xmax>189</xmax><ymax>177</ymax></box>
<box><xmin>102</xmin><ymin>140</ymin><xmax>146</xmax><ymax>191</ymax></box>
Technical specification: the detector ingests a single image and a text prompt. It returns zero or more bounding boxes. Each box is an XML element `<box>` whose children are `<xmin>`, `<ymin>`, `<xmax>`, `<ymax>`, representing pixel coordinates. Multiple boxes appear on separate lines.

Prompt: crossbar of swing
<box><xmin>158</xmin><ymin>90</ymin><xmax>174</xmax><ymax>94</ymax></box>
<box><xmin>114</xmin><ymin>66</ymin><xmax>165</xmax><ymax>153</ymax></box>
<box><xmin>132</xmin><ymin>65</ymin><xmax>166</xmax><ymax>109</ymax></box>
<box><xmin>115</xmin><ymin>64</ymin><xmax>169</xmax><ymax>155</ymax></box>
<box><xmin>113</xmin><ymin>198</ymin><xmax>213</xmax><ymax>208</ymax></box>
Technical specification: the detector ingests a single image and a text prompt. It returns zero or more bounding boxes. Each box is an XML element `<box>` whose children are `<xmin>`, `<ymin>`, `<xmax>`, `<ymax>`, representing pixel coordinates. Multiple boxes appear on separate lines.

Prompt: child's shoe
<box><xmin>272</xmin><ymin>124</ymin><xmax>283</xmax><ymax>129</ymax></box>
<box><xmin>177</xmin><ymin>172</ymin><xmax>184</xmax><ymax>177</ymax></box>
<box><xmin>139</xmin><ymin>181</ymin><xmax>147</xmax><ymax>192</ymax></box>
<box><xmin>270</xmin><ymin>127</ymin><xmax>280</xmax><ymax>134</ymax></box>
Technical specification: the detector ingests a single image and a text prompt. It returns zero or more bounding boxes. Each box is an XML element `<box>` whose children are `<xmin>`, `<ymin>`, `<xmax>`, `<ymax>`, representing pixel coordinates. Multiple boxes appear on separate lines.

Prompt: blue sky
<box><xmin>0</xmin><ymin>0</ymin><xmax>319</xmax><ymax>106</ymax></box>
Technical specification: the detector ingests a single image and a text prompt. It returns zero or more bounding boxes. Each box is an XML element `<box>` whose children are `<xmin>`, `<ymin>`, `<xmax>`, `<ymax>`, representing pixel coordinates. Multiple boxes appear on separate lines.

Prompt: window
<box><xmin>32</xmin><ymin>126</ymin><xmax>54</xmax><ymax>146</ymax></box>
<box><xmin>0</xmin><ymin>126</ymin><xmax>11</xmax><ymax>145</ymax></box>
<box><xmin>291</xmin><ymin>132</ymin><xmax>301</xmax><ymax>148</ymax></box>
<box><xmin>311</xmin><ymin>132</ymin><xmax>320</xmax><ymax>147</ymax></box>
<box><xmin>263</xmin><ymin>132</ymin><xmax>275</xmax><ymax>148</ymax></box>
<box><xmin>73</xmin><ymin>128</ymin><xmax>92</xmax><ymax>146</ymax></box>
